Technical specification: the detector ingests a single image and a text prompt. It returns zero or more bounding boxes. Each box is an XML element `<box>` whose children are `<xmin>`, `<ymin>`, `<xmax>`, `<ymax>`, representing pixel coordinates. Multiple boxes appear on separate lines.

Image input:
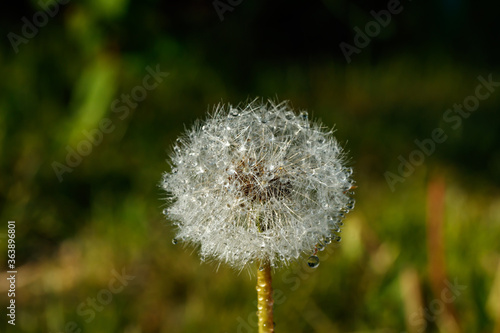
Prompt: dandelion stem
<box><xmin>257</xmin><ymin>261</ymin><xmax>274</xmax><ymax>333</ymax></box>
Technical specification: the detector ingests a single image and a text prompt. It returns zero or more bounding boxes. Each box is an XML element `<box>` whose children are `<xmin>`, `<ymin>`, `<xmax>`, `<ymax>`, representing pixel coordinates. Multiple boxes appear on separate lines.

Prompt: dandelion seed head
<box><xmin>161</xmin><ymin>100</ymin><xmax>355</xmax><ymax>269</ymax></box>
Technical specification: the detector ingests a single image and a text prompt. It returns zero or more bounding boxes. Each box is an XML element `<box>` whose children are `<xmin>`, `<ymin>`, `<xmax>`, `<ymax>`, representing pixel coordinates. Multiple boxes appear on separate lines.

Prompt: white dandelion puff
<box><xmin>160</xmin><ymin>99</ymin><xmax>355</xmax><ymax>270</ymax></box>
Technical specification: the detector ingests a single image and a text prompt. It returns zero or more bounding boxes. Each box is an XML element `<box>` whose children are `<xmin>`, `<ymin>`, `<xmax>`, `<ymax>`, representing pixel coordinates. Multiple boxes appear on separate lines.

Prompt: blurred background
<box><xmin>1</xmin><ymin>0</ymin><xmax>499</xmax><ymax>332</ymax></box>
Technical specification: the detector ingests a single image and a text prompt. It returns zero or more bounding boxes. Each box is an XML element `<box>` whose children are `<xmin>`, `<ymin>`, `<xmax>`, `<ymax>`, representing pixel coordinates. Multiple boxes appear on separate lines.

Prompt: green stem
<box><xmin>257</xmin><ymin>261</ymin><xmax>274</xmax><ymax>333</ymax></box>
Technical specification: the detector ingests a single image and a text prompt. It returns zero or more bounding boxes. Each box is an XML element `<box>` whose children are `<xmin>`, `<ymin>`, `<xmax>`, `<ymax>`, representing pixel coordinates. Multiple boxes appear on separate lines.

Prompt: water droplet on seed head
<box><xmin>307</xmin><ymin>255</ymin><xmax>320</xmax><ymax>268</ymax></box>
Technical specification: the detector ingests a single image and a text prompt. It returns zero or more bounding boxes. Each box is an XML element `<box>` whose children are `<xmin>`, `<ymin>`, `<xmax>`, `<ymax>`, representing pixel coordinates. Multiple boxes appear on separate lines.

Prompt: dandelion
<box><xmin>160</xmin><ymin>99</ymin><xmax>355</xmax><ymax>332</ymax></box>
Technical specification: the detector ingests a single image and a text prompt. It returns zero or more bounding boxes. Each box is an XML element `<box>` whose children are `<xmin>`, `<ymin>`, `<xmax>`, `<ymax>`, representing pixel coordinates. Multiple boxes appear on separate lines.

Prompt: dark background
<box><xmin>0</xmin><ymin>1</ymin><xmax>499</xmax><ymax>332</ymax></box>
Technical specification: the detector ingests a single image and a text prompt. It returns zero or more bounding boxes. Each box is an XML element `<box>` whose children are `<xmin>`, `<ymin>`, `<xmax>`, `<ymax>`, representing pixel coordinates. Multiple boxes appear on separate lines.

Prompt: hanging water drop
<box><xmin>172</xmin><ymin>238</ymin><xmax>178</xmax><ymax>245</ymax></box>
<box><xmin>162</xmin><ymin>208</ymin><xmax>168</xmax><ymax>215</ymax></box>
<box><xmin>259</xmin><ymin>266</ymin><xmax>265</xmax><ymax>271</ymax></box>
<box><xmin>346</xmin><ymin>199</ymin><xmax>355</xmax><ymax>210</ymax></box>
<box><xmin>307</xmin><ymin>255</ymin><xmax>320</xmax><ymax>268</ymax></box>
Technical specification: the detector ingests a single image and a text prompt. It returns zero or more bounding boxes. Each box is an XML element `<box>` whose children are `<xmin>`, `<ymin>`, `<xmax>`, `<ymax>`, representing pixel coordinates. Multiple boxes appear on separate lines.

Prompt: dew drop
<box><xmin>162</xmin><ymin>208</ymin><xmax>168</xmax><ymax>215</ymax></box>
<box><xmin>346</xmin><ymin>199</ymin><xmax>355</xmax><ymax>210</ymax></box>
<box><xmin>259</xmin><ymin>266</ymin><xmax>264</xmax><ymax>271</ymax></box>
<box><xmin>300</xmin><ymin>111</ymin><xmax>308</xmax><ymax>120</ymax></box>
<box><xmin>336</xmin><ymin>236</ymin><xmax>342</xmax><ymax>242</ymax></box>
<box><xmin>172</xmin><ymin>238</ymin><xmax>178</xmax><ymax>245</ymax></box>
<box><xmin>229</xmin><ymin>109</ymin><xmax>240</xmax><ymax>118</ymax></box>
<box><xmin>325</xmin><ymin>236</ymin><xmax>332</xmax><ymax>244</ymax></box>
<box><xmin>307</xmin><ymin>255</ymin><xmax>320</xmax><ymax>268</ymax></box>
<box><xmin>285</xmin><ymin>111</ymin><xmax>294</xmax><ymax>120</ymax></box>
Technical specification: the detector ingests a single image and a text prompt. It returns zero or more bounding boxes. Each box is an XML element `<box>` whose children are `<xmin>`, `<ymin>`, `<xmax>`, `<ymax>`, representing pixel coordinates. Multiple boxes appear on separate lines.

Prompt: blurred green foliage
<box><xmin>1</xmin><ymin>1</ymin><xmax>499</xmax><ymax>332</ymax></box>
